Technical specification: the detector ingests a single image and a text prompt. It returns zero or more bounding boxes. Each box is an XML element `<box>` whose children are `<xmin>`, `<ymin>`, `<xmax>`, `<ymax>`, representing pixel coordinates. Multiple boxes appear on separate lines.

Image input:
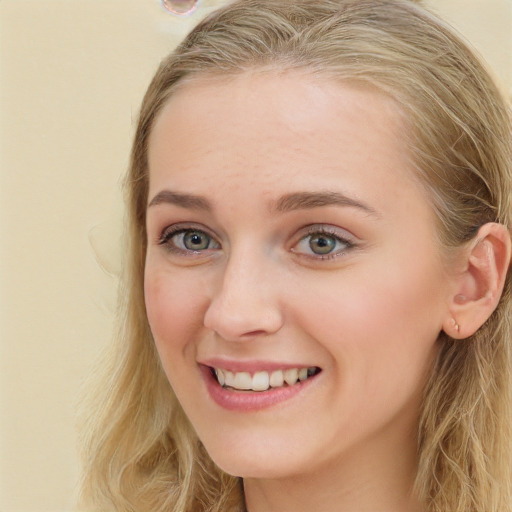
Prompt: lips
<box><xmin>199</xmin><ymin>361</ymin><xmax>322</xmax><ymax>411</ymax></box>
<box><xmin>213</xmin><ymin>367</ymin><xmax>320</xmax><ymax>392</ymax></box>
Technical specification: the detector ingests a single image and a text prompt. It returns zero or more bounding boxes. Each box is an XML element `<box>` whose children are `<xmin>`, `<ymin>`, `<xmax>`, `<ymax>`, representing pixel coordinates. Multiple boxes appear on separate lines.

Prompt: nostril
<box><xmin>240</xmin><ymin>329</ymin><xmax>269</xmax><ymax>338</ymax></box>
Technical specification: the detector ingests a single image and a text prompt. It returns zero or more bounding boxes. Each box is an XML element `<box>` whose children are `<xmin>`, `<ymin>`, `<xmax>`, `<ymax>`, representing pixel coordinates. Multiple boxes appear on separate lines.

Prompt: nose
<box><xmin>203</xmin><ymin>248</ymin><xmax>284</xmax><ymax>341</ymax></box>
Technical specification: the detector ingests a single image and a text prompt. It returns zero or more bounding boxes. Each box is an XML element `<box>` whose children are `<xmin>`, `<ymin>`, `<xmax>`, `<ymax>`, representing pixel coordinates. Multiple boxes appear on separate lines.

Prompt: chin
<box><xmin>214</xmin><ymin>459</ymin><xmax>292</xmax><ymax>480</ymax></box>
<box><xmin>204</xmin><ymin>441</ymin><xmax>307</xmax><ymax>480</ymax></box>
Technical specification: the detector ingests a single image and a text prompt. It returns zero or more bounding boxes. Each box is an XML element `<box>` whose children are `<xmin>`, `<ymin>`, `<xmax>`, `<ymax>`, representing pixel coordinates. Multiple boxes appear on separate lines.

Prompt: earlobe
<box><xmin>444</xmin><ymin>223</ymin><xmax>511</xmax><ymax>339</ymax></box>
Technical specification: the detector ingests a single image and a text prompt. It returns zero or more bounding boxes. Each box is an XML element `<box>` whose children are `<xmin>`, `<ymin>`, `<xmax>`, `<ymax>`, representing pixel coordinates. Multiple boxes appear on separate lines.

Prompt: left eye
<box><xmin>293</xmin><ymin>231</ymin><xmax>351</xmax><ymax>257</ymax></box>
<box><xmin>160</xmin><ymin>228</ymin><xmax>220</xmax><ymax>253</ymax></box>
<box><xmin>180</xmin><ymin>230</ymin><xmax>214</xmax><ymax>251</ymax></box>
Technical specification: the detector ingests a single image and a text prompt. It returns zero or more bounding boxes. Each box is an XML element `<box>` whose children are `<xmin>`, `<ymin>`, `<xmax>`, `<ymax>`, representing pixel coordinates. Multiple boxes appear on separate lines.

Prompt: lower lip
<box><xmin>200</xmin><ymin>365</ymin><xmax>319</xmax><ymax>412</ymax></box>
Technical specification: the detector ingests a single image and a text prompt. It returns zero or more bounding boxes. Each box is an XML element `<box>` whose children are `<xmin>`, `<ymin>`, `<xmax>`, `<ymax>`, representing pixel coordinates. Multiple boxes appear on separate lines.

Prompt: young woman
<box><xmin>79</xmin><ymin>1</ymin><xmax>512</xmax><ymax>511</ymax></box>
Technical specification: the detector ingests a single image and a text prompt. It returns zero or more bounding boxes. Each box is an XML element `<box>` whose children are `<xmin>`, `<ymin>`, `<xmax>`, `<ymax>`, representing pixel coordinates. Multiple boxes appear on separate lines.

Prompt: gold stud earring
<box><xmin>451</xmin><ymin>318</ymin><xmax>460</xmax><ymax>333</ymax></box>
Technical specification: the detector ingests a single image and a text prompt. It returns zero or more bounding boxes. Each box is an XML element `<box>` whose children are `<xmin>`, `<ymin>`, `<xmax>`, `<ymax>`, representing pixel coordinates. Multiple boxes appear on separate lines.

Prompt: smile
<box><xmin>212</xmin><ymin>367</ymin><xmax>321</xmax><ymax>392</ymax></box>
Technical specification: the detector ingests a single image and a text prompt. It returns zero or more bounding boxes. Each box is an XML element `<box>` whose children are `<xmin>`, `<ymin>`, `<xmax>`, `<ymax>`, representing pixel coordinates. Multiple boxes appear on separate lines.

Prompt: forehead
<box><xmin>147</xmin><ymin>70</ymin><xmax>422</xmax><ymax>212</ymax></box>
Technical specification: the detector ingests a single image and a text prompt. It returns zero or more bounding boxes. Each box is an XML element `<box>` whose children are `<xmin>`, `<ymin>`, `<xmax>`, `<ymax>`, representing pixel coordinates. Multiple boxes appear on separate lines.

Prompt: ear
<box><xmin>443</xmin><ymin>222</ymin><xmax>511</xmax><ymax>339</ymax></box>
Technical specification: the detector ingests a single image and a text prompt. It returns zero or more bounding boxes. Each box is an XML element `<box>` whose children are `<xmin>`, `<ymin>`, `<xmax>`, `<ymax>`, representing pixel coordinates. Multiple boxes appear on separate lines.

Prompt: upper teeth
<box><xmin>214</xmin><ymin>367</ymin><xmax>318</xmax><ymax>392</ymax></box>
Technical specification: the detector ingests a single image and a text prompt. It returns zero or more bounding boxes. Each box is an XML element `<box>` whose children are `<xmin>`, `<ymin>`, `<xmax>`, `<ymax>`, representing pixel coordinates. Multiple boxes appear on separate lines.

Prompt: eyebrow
<box><xmin>273</xmin><ymin>191</ymin><xmax>379</xmax><ymax>216</ymax></box>
<box><xmin>148</xmin><ymin>190</ymin><xmax>212</xmax><ymax>211</ymax></box>
<box><xmin>147</xmin><ymin>189</ymin><xmax>378</xmax><ymax>217</ymax></box>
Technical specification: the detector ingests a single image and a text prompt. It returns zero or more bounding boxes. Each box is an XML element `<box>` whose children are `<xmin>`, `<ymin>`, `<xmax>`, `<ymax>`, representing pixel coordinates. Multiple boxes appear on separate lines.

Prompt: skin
<box><xmin>144</xmin><ymin>71</ymin><xmax>458</xmax><ymax>512</ymax></box>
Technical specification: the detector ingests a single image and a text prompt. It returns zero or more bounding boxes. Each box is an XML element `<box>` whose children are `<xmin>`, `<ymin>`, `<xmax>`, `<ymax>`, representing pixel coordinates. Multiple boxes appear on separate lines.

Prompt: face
<box><xmin>144</xmin><ymin>71</ymin><xmax>453</xmax><ymax>481</ymax></box>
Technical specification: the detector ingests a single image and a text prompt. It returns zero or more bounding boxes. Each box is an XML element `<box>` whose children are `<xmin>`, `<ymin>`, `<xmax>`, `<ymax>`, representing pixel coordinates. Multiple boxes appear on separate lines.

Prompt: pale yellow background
<box><xmin>0</xmin><ymin>1</ymin><xmax>510</xmax><ymax>510</ymax></box>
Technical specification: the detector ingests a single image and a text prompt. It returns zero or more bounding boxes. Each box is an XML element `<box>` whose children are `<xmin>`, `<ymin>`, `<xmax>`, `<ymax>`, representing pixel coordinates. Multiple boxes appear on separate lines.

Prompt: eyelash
<box><xmin>157</xmin><ymin>224</ymin><xmax>355</xmax><ymax>260</ymax></box>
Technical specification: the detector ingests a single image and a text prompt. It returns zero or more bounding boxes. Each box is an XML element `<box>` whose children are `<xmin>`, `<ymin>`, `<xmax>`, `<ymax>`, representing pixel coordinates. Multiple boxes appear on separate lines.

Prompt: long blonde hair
<box><xmin>79</xmin><ymin>1</ymin><xmax>512</xmax><ymax>511</ymax></box>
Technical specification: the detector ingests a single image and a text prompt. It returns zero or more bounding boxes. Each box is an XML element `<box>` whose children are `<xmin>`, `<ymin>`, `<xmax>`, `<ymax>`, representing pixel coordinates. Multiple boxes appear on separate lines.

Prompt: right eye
<box><xmin>159</xmin><ymin>227</ymin><xmax>221</xmax><ymax>254</ymax></box>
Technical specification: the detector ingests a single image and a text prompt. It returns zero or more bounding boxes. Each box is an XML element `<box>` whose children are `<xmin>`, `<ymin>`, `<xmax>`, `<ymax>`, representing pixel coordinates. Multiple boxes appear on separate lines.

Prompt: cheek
<box><xmin>144</xmin><ymin>267</ymin><xmax>208</xmax><ymax>359</ymax></box>
<box><xmin>294</xmin><ymin>253</ymin><xmax>445</xmax><ymax>383</ymax></box>
<box><xmin>300</xmin><ymin>264</ymin><xmax>443</xmax><ymax>338</ymax></box>
<box><xmin>347</xmin><ymin>242</ymin><xmax>446</xmax><ymax>330</ymax></box>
